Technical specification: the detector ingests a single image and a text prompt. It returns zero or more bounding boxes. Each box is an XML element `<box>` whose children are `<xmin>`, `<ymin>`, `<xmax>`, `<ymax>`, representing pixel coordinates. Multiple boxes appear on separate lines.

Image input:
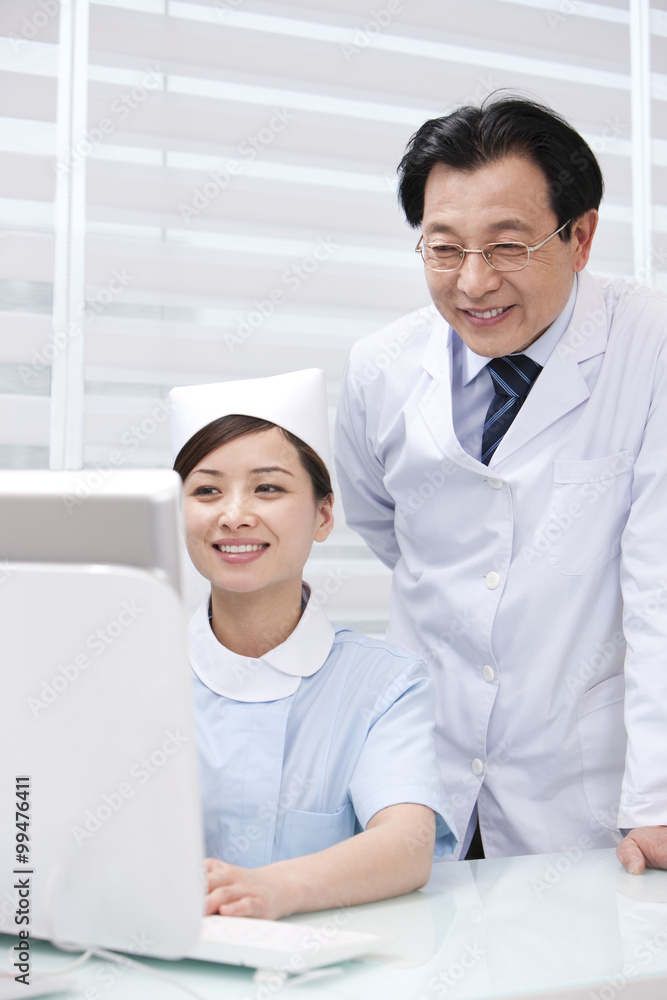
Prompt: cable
<box><xmin>87</xmin><ymin>947</ymin><xmax>211</xmax><ymax>1000</ymax></box>
<box><xmin>3</xmin><ymin>943</ymin><xmax>91</xmax><ymax>979</ymax></box>
<box><xmin>4</xmin><ymin>939</ymin><xmax>212</xmax><ymax>1000</ymax></box>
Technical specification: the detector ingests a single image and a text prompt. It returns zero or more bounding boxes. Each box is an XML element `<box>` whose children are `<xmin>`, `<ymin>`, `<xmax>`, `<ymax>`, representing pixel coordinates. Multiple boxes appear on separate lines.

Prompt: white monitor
<box><xmin>0</xmin><ymin>469</ymin><xmax>205</xmax><ymax>959</ymax></box>
<box><xmin>0</xmin><ymin>469</ymin><xmax>183</xmax><ymax>594</ymax></box>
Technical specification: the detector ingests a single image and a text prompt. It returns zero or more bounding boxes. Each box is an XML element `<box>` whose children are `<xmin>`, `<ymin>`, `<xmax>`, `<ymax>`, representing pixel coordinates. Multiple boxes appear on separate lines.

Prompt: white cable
<box><xmin>33</xmin><ymin>949</ymin><xmax>93</xmax><ymax>976</ymax></box>
<box><xmin>88</xmin><ymin>947</ymin><xmax>211</xmax><ymax>1000</ymax></box>
<box><xmin>10</xmin><ymin>939</ymin><xmax>213</xmax><ymax>1000</ymax></box>
<box><xmin>3</xmin><ymin>943</ymin><xmax>92</xmax><ymax>978</ymax></box>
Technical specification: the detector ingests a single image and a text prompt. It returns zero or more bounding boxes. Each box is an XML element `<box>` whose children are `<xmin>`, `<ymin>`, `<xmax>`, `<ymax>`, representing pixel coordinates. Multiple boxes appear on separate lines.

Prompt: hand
<box><xmin>616</xmin><ymin>826</ymin><xmax>667</xmax><ymax>874</ymax></box>
<box><xmin>204</xmin><ymin>858</ymin><xmax>288</xmax><ymax>920</ymax></box>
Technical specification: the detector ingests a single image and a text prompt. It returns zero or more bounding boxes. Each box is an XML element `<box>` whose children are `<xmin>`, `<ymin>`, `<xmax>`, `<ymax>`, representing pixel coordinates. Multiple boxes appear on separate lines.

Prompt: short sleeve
<box><xmin>348</xmin><ymin>660</ymin><xmax>458</xmax><ymax>858</ymax></box>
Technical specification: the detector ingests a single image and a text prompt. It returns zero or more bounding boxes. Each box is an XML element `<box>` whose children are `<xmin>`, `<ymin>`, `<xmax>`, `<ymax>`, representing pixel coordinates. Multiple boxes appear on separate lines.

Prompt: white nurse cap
<box><xmin>169</xmin><ymin>368</ymin><xmax>331</xmax><ymax>469</ymax></box>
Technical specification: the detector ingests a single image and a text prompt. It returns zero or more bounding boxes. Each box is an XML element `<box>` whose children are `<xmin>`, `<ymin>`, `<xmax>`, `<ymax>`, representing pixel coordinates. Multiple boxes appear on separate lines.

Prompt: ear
<box><xmin>314</xmin><ymin>495</ymin><xmax>334</xmax><ymax>543</ymax></box>
<box><xmin>571</xmin><ymin>210</ymin><xmax>598</xmax><ymax>272</ymax></box>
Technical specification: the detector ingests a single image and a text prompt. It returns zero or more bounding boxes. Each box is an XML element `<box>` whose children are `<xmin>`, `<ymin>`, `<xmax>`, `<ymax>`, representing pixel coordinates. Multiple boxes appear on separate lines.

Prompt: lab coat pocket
<box><xmin>546</xmin><ymin>452</ymin><xmax>634</xmax><ymax>575</ymax></box>
<box><xmin>578</xmin><ymin>673</ymin><xmax>627</xmax><ymax>831</ymax></box>
<box><xmin>276</xmin><ymin>803</ymin><xmax>356</xmax><ymax>862</ymax></box>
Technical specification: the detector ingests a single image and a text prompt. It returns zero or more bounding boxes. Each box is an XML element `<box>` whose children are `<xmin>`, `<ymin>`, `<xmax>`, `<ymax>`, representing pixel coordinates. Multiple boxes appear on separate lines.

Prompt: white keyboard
<box><xmin>187</xmin><ymin>915</ymin><xmax>383</xmax><ymax>970</ymax></box>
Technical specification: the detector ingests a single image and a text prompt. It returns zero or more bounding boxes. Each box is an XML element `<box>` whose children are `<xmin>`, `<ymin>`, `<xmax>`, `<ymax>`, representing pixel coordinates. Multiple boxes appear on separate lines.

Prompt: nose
<box><xmin>455</xmin><ymin>251</ymin><xmax>503</xmax><ymax>299</ymax></box>
<box><xmin>216</xmin><ymin>491</ymin><xmax>256</xmax><ymax>531</ymax></box>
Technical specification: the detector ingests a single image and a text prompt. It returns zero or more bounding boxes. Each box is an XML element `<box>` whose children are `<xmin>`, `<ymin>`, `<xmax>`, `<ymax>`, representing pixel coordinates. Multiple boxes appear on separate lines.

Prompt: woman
<box><xmin>169</xmin><ymin>369</ymin><xmax>455</xmax><ymax>921</ymax></box>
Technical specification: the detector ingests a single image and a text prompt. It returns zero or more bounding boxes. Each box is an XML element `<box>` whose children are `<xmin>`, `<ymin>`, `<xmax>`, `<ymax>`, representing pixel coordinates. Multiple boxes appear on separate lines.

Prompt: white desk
<box><xmin>2</xmin><ymin>848</ymin><xmax>667</xmax><ymax>1000</ymax></box>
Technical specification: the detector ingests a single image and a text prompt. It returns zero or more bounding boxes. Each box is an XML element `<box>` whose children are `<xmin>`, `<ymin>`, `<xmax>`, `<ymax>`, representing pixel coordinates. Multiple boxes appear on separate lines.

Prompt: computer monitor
<box><xmin>0</xmin><ymin>469</ymin><xmax>204</xmax><ymax>959</ymax></box>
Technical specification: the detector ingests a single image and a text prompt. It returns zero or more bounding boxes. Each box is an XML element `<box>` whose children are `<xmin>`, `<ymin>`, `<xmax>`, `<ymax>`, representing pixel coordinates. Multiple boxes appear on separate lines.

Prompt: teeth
<box><xmin>468</xmin><ymin>307</ymin><xmax>508</xmax><ymax>319</ymax></box>
<box><xmin>219</xmin><ymin>544</ymin><xmax>265</xmax><ymax>553</ymax></box>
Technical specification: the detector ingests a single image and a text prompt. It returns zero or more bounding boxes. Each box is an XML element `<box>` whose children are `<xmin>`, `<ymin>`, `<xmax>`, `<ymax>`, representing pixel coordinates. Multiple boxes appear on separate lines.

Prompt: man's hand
<box><xmin>204</xmin><ymin>859</ymin><xmax>288</xmax><ymax>920</ymax></box>
<box><xmin>617</xmin><ymin>827</ymin><xmax>667</xmax><ymax>874</ymax></box>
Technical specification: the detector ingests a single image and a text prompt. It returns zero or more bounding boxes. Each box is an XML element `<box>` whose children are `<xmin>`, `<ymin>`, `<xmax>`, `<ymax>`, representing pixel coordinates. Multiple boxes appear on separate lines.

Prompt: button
<box><xmin>485</xmin><ymin>571</ymin><xmax>500</xmax><ymax>590</ymax></box>
<box><xmin>486</xmin><ymin>477</ymin><xmax>503</xmax><ymax>490</ymax></box>
<box><xmin>482</xmin><ymin>664</ymin><xmax>495</xmax><ymax>683</ymax></box>
<box><xmin>472</xmin><ymin>758</ymin><xmax>484</xmax><ymax>776</ymax></box>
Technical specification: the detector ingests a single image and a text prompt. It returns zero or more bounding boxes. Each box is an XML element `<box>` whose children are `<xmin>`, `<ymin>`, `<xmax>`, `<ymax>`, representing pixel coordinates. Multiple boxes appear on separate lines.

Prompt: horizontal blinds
<box><xmin>0</xmin><ymin>0</ymin><xmax>664</xmax><ymax>627</ymax></box>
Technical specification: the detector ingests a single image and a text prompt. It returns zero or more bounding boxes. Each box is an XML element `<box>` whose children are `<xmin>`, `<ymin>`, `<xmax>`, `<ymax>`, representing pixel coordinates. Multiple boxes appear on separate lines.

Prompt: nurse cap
<box><xmin>169</xmin><ymin>368</ymin><xmax>331</xmax><ymax>470</ymax></box>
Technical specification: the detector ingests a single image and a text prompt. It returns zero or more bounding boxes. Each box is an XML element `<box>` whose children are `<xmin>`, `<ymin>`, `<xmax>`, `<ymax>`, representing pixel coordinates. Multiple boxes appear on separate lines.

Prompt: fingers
<box><xmin>616</xmin><ymin>835</ymin><xmax>646</xmax><ymax>875</ymax></box>
<box><xmin>205</xmin><ymin>885</ymin><xmax>266</xmax><ymax>918</ymax></box>
<box><xmin>205</xmin><ymin>883</ymin><xmax>245</xmax><ymax>915</ymax></box>
<box><xmin>217</xmin><ymin>896</ymin><xmax>262</xmax><ymax>918</ymax></box>
<box><xmin>205</xmin><ymin>859</ymin><xmax>238</xmax><ymax>891</ymax></box>
<box><xmin>205</xmin><ymin>857</ymin><xmax>231</xmax><ymax>876</ymax></box>
<box><xmin>202</xmin><ymin>859</ymin><xmax>277</xmax><ymax>919</ymax></box>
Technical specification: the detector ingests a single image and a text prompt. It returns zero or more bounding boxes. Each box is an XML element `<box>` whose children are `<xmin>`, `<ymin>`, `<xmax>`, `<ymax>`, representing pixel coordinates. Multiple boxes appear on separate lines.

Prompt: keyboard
<box><xmin>187</xmin><ymin>915</ymin><xmax>384</xmax><ymax>970</ymax></box>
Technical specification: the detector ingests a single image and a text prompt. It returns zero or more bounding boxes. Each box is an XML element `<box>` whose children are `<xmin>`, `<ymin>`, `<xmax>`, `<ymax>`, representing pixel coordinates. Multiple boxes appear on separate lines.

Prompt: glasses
<box><xmin>415</xmin><ymin>220</ymin><xmax>571</xmax><ymax>272</ymax></box>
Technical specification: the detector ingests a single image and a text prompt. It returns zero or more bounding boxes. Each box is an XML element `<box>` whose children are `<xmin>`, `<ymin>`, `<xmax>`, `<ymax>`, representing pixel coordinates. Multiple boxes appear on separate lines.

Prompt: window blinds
<box><xmin>0</xmin><ymin>0</ymin><xmax>664</xmax><ymax>628</ymax></box>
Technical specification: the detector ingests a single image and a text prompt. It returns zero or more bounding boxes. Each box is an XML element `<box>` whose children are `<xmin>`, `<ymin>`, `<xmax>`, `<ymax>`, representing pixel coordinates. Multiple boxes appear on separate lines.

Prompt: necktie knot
<box><xmin>481</xmin><ymin>354</ymin><xmax>542</xmax><ymax>465</ymax></box>
<box><xmin>486</xmin><ymin>354</ymin><xmax>542</xmax><ymax>401</ymax></box>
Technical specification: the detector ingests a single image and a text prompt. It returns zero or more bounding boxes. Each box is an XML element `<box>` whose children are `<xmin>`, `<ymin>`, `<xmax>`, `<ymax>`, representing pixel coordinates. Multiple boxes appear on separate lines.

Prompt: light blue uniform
<box><xmin>189</xmin><ymin>592</ymin><xmax>456</xmax><ymax>869</ymax></box>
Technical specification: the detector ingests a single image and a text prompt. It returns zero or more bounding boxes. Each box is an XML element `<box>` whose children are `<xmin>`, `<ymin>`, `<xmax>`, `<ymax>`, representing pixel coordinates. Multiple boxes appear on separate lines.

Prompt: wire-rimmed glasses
<box><xmin>415</xmin><ymin>220</ymin><xmax>571</xmax><ymax>272</ymax></box>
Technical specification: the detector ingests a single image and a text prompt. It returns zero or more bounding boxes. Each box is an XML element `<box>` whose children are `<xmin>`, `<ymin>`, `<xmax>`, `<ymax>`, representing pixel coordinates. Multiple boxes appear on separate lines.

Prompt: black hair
<box><xmin>397</xmin><ymin>95</ymin><xmax>603</xmax><ymax>241</ymax></box>
<box><xmin>174</xmin><ymin>414</ymin><xmax>333</xmax><ymax>505</ymax></box>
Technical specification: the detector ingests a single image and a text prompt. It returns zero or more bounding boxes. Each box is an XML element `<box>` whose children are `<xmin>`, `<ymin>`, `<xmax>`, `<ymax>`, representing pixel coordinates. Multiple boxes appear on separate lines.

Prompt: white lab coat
<box><xmin>335</xmin><ymin>270</ymin><xmax>667</xmax><ymax>859</ymax></box>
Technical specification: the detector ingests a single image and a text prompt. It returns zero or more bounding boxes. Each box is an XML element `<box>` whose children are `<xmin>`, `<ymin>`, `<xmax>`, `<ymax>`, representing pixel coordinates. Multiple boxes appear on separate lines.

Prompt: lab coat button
<box><xmin>485</xmin><ymin>571</ymin><xmax>500</xmax><ymax>590</ymax></box>
<box><xmin>471</xmin><ymin>758</ymin><xmax>484</xmax><ymax>776</ymax></box>
<box><xmin>486</xmin><ymin>477</ymin><xmax>503</xmax><ymax>490</ymax></box>
<box><xmin>482</xmin><ymin>664</ymin><xmax>495</xmax><ymax>683</ymax></box>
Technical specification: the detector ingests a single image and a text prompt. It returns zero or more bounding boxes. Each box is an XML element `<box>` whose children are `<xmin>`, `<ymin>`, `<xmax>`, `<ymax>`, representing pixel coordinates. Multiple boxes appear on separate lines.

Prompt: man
<box><xmin>335</xmin><ymin>97</ymin><xmax>667</xmax><ymax>871</ymax></box>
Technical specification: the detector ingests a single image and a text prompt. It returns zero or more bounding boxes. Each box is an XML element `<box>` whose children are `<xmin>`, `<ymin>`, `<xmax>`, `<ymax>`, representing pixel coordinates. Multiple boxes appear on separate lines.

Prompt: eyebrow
<box><xmin>251</xmin><ymin>466</ymin><xmax>295</xmax><ymax>477</ymax></box>
<box><xmin>190</xmin><ymin>466</ymin><xmax>295</xmax><ymax>477</ymax></box>
<box><xmin>425</xmin><ymin>218</ymin><xmax>529</xmax><ymax>238</ymax></box>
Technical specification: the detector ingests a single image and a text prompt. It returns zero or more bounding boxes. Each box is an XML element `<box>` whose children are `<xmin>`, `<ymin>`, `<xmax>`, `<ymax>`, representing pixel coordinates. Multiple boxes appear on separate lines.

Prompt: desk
<box><xmin>2</xmin><ymin>848</ymin><xmax>667</xmax><ymax>1000</ymax></box>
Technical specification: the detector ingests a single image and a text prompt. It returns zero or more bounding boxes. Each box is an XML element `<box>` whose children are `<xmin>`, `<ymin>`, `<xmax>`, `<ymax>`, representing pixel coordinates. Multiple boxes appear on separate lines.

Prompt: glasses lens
<box><xmin>485</xmin><ymin>243</ymin><xmax>529</xmax><ymax>271</ymax></box>
<box><xmin>423</xmin><ymin>244</ymin><xmax>464</xmax><ymax>271</ymax></box>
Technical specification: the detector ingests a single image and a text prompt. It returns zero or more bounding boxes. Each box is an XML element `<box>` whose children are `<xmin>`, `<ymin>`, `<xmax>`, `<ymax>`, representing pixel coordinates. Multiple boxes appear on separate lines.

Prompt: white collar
<box><xmin>188</xmin><ymin>584</ymin><xmax>335</xmax><ymax>703</ymax></box>
<box><xmin>459</xmin><ymin>274</ymin><xmax>579</xmax><ymax>386</ymax></box>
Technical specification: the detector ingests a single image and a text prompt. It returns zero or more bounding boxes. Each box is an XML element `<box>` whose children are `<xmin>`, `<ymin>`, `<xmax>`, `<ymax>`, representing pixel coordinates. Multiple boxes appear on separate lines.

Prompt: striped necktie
<box><xmin>481</xmin><ymin>354</ymin><xmax>542</xmax><ymax>465</ymax></box>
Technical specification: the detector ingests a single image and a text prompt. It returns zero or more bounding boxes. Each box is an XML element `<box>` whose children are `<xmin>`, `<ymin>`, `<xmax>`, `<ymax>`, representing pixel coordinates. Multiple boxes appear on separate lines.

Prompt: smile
<box><xmin>466</xmin><ymin>306</ymin><xmax>511</xmax><ymax>319</ymax></box>
<box><xmin>215</xmin><ymin>544</ymin><xmax>268</xmax><ymax>553</ymax></box>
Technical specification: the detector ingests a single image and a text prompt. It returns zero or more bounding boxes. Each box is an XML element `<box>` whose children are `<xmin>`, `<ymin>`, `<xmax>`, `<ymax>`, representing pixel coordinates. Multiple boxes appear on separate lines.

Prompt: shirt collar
<box><xmin>458</xmin><ymin>275</ymin><xmax>578</xmax><ymax>386</ymax></box>
<box><xmin>189</xmin><ymin>583</ymin><xmax>335</xmax><ymax>703</ymax></box>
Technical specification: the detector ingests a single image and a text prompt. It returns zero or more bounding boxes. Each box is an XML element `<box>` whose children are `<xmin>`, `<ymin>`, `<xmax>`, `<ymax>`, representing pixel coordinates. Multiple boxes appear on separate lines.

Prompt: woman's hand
<box><xmin>204</xmin><ymin>803</ymin><xmax>436</xmax><ymax>920</ymax></box>
<box><xmin>205</xmin><ymin>859</ymin><xmax>289</xmax><ymax>920</ymax></box>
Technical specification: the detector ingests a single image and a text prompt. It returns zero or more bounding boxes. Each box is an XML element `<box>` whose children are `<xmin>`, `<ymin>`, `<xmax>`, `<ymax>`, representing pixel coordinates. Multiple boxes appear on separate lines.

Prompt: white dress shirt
<box><xmin>451</xmin><ymin>277</ymin><xmax>578</xmax><ymax>460</ymax></box>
